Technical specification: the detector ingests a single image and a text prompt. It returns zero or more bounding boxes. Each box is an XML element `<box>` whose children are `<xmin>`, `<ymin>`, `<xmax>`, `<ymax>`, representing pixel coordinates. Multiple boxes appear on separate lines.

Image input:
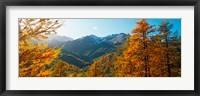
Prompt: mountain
<box><xmin>60</xmin><ymin>33</ymin><xmax>127</xmax><ymax>68</ymax></box>
<box><xmin>30</xmin><ymin>33</ymin><xmax>127</xmax><ymax>68</ymax></box>
<box><xmin>30</xmin><ymin>35</ymin><xmax>73</xmax><ymax>47</ymax></box>
<box><xmin>102</xmin><ymin>33</ymin><xmax>127</xmax><ymax>45</ymax></box>
<box><xmin>46</xmin><ymin>35</ymin><xmax>73</xmax><ymax>47</ymax></box>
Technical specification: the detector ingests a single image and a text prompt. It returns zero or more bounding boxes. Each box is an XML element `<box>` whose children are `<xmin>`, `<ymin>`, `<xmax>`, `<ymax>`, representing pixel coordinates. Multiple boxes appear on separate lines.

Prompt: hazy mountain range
<box><xmin>31</xmin><ymin>33</ymin><xmax>127</xmax><ymax>68</ymax></box>
<box><xmin>30</xmin><ymin>35</ymin><xmax>73</xmax><ymax>47</ymax></box>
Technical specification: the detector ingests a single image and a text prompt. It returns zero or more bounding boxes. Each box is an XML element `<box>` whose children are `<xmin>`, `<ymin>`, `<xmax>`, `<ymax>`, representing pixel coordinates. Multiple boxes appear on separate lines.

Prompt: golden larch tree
<box><xmin>19</xmin><ymin>19</ymin><xmax>63</xmax><ymax>77</ymax></box>
<box><xmin>115</xmin><ymin>19</ymin><xmax>156</xmax><ymax>77</ymax></box>
<box><xmin>158</xmin><ymin>20</ymin><xmax>181</xmax><ymax>77</ymax></box>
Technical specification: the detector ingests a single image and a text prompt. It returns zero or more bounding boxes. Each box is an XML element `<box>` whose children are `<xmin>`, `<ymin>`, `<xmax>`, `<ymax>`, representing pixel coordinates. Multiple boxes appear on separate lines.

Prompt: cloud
<box><xmin>92</xmin><ymin>26</ymin><xmax>98</xmax><ymax>30</ymax></box>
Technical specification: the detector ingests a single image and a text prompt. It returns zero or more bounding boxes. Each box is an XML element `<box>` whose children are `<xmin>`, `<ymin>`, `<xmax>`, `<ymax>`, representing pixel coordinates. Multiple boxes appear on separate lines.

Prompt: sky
<box><xmin>56</xmin><ymin>19</ymin><xmax>181</xmax><ymax>39</ymax></box>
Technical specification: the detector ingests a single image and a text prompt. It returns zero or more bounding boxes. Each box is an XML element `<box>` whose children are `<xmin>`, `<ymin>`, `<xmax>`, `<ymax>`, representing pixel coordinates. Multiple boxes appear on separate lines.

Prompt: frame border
<box><xmin>0</xmin><ymin>0</ymin><xmax>199</xmax><ymax>96</ymax></box>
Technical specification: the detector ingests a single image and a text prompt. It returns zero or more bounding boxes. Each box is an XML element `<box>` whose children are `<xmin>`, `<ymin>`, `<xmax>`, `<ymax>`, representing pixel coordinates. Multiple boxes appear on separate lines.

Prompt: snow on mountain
<box><xmin>78</xmin><ymin>33</ymin><xmax>127</xmax><ymax>45</ymax></box>
<box><xmin>30</xmin><ymin>33</ymin><xmax>127</xmax><ymax>48</ymax></box>
<box><xmin>99</xmin><ymin>33</ymin><xmax>126</xmax><ymax>44</ymax></box>
<box><xmin>87</xmin><ymin>35</ymin><xmax>102</xmax><ymax>44</ymax></box>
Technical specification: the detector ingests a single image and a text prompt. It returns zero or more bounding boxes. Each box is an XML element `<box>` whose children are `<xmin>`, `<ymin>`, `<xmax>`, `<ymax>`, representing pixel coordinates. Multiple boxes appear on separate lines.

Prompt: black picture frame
<box><xmin>0</xmin><ymin>0</ymin><xmax>199</xmax><ymax>96</ymax></box>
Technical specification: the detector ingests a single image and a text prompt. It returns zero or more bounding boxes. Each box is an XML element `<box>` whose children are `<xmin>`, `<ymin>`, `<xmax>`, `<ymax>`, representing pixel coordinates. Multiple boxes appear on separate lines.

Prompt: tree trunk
<box><xmin>144</xmin><ymin>57</ymin><xmax>148</xmax><ymax>77</ymax></box>
<box><xmin>165</xmin><ymin>32</ymin><xmax>171</xmax><ymax>77</ymax></box>
<box><xmin>94</xmin><ymin>63</ymin><xmax>97</xmax><ymax>77</ymax></box>
<box><xmin>143</xmin><ymin>31</ymin><xmax>148</xmax><ymax>77</ymax></box>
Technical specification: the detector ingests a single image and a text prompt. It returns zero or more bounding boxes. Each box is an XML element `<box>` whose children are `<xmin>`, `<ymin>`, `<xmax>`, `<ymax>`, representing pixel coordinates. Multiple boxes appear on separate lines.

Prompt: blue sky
<box><xmin>56</xmin><ymin>19</ymin><xmax>181</xmax><ymax>39</ymax></box>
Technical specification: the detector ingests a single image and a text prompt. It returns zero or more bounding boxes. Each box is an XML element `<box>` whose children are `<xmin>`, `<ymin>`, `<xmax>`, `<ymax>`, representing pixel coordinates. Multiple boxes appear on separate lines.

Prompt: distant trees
<box><xmin>87</xmin><ymin>53</ymin><xmax>118</xmax><ymax>77</ymax></box>
<box><xmin>51</xmin><ymin>60</ymin><xmax>84</xmax><ymax>77</ymax></box>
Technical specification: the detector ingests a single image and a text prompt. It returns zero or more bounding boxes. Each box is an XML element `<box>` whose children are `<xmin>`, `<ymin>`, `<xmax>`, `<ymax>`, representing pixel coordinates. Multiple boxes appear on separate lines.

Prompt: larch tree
<box><xmin>158</xmin><ymin>20</ymin><xmax>173</xmax><ymax>77</ymax></box>
<box><xmin>157</xmin><ymin>20</ymin><xmax>181</xmax><ymax>77</ymax></box>
<box><xmin>167</xmin><ymin>30</ymin><xmax>181</xmax><ymax>76</ymax></box>
<box><xmin>115</xmin><ymin>19</ymin><xmax>156</xmax><ymax>77</ymax></box>
<box><xmin>19</xmin><ymin>19</ymin><xmax>63</xmax><ymax>77</ymax></box>
<box><xmin>148</xmin><ymin>33</ymin><xmax>167</xmax><ymax>76</ymax></box>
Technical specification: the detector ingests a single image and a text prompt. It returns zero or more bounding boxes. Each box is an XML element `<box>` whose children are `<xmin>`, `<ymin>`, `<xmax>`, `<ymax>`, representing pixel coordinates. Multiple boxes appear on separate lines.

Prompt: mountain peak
<box><xmin>88</xmin><ymin>35</ymin><xmax>101</xmax><ymax>44</ymax></box>
<box><xmin>30</xmin><ymin>35</ymin><xmax>73</xmax><ymax>47</ymax></box>
<box><xmin>60</xmin><ymin>33</ymin><xmax>127</xmax><ymax>68</ymax></box>
<box><xmin>48</xmin><ymin>35</ymin><xmax>73</xmax><ymax>41</ymax></box>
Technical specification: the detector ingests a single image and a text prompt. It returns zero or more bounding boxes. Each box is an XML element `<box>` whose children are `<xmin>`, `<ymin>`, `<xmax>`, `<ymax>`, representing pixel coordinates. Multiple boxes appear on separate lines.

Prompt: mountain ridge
<box><xmin>30</xmin><ymin>33</ymin><xmax>128</xmax><ymax>68</ymax></box>
<box><xmin>59</xmin><ymin>33</ymin><xmax>127</xmax><ymax>68</ymax></box>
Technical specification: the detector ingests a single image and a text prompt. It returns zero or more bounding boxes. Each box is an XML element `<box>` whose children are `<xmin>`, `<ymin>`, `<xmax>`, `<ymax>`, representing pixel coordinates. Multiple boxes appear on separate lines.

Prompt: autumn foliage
<box><xmin>19</xmin><ymin>19</ymin><xmax>181</xmax><ymax>77</ymax></box>
<box><xmin>19</xmin><ymin>19</ymin><xmax>63</xmax><ymax>77</ymax></box>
